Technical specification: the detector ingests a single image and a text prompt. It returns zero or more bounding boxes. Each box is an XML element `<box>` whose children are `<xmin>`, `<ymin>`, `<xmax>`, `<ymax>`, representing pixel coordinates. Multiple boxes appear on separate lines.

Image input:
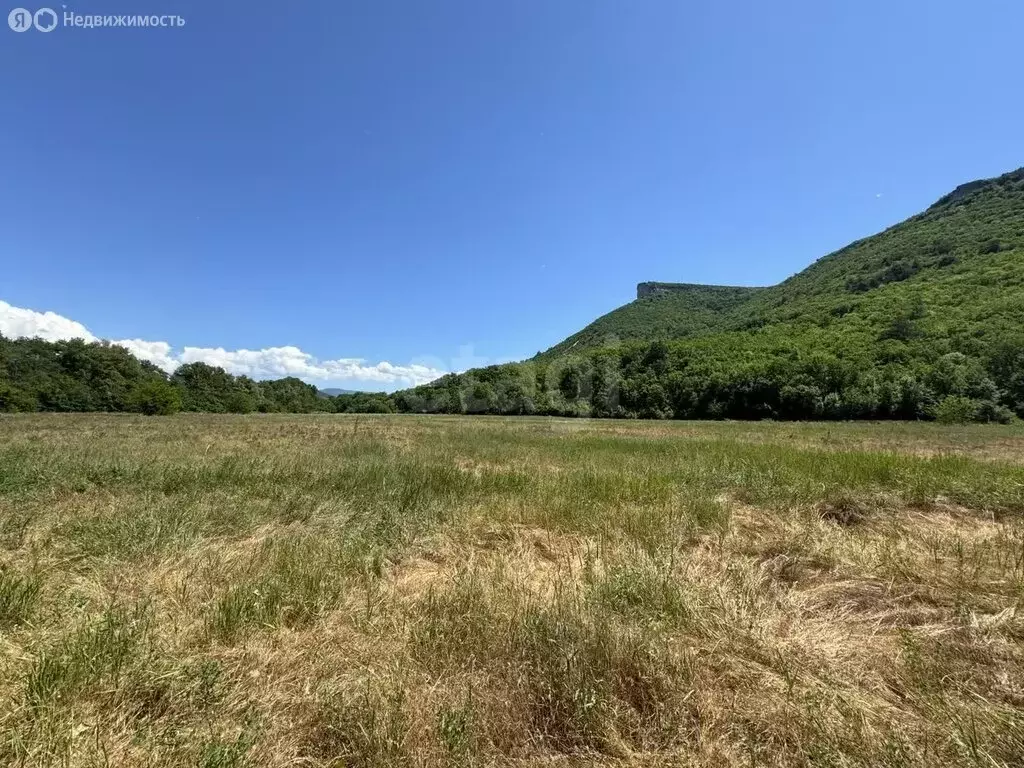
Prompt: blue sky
<box><xmin>2</xmin><ymin>0</ymin><xmax>1022</xmax><ymax>389</ymax></box>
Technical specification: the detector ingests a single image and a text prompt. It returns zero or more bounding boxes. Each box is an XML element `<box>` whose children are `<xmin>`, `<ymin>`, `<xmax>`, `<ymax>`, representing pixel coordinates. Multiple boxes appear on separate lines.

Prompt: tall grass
<box><xmin>0</xmin><ymin>413</ymin><xmax>1021</xmax><ymax>766</ymax></box>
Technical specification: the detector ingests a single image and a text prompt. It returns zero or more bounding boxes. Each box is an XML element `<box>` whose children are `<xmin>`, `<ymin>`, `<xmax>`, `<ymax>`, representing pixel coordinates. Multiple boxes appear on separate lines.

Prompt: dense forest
<box><xmin>0</xmin><ymin>336</ymin><xmax>329</xmax><ymax>415</ymax></box>
<box><xmin>2</xmin><ymin>168</ymin><xmax>1023</xmax><ymax>423</ymax></box>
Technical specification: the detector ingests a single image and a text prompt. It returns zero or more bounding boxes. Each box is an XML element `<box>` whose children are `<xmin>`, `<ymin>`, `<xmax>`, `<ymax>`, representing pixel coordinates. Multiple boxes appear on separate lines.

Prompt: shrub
<box><xmin>934</xmin><ymin>396</ymin><xmax>978</xmax><ymax>424</ymax></box>
<box><xmin>879</xmin><ymin>316</ymin><xmax>919</xmax><ymax>342</ymax></box>
<box><xmin>225</xmin><ymin>391</ymin><xmax>256</xmax><ymax>414</ymax></box>
<box><xmin>974</xmin><ymin>399</ymin><xmax>1015</xmax><ymax>424</ymax></box>
<box><xmin>350</xmin><ymin>397</ymin><xmax>395</xmax><ymax>414</ymax></box>
<box><xmin>130</xmin><ymin>380</ymin><xmax>182</xmax><ymax>416</ymax></box>
<box><xmin>334</xmin><ymin>392</ymin><xmax>396</xmax><ymax>414</ymax></box>
<box><xmin>0</xmin><ymin>383</ymin><xmax>39</xmax><ymax>412</ymax></box>
<box><xmin>926</xmin><ymin>238</ymin><xmax>955</xmax><ymax>256</ymax></box>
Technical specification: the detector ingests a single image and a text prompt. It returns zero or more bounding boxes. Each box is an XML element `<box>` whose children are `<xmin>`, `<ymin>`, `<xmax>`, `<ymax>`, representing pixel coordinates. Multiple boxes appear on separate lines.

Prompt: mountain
<box><xmin>318</xmin><ymin>388</ymin><xmax>358</xmax><ymax>397</ymax></box>
<box><xmin>538</xmin><ymin>283</ymin><xmax>765</xmax><ymax>360</ymax></box>
<box><xmin>393</xmin><ymin>167</ymin><xmax>1024</xmax><ymax>422</ymax></box>
<box><xmin>537</xmin><ymin>169</ymin><xmax>1024</xmax><ymax>359</ymax></box>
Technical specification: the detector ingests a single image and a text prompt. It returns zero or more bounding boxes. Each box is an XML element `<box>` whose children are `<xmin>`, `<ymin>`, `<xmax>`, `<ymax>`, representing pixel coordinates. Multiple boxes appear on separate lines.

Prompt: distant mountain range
<box><xmin>318</xmin><ymin>388</ymin><xmax>359</xmax><ymax>397</ymax></box>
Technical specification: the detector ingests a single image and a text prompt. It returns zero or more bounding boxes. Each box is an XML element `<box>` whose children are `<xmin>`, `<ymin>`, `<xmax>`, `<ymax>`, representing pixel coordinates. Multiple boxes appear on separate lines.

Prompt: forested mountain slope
<box><xmin>396</xmin><ymin>168</ymin><xmax>1024</xmax><ymax>422</ymax></box>
<box><xmin>538</xmin><ymin>168</ymin><xmax>1024</xmax><ymax>359</ymax></box>
<box><xmin>537</xmin><ymin>284</ymin><xmax>764</xmax><ymax>360</ymax></box>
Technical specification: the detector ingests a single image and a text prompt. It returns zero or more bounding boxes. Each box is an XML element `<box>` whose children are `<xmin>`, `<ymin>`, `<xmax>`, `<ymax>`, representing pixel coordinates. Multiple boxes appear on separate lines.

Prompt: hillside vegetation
<box><xmin>396</xmin><ymin>168</ymin><xmax>1024</xmax><ymax>422</ymax></box>
<box><xmin>539</xmin><ymin>284</ymin><xmax>764</xmax><ymax>359</ymax></box>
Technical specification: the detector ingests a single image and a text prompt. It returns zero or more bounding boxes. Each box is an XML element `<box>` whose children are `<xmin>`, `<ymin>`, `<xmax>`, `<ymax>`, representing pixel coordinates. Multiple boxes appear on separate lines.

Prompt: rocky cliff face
<box><xmin>636</xmin><ymin>282</ymin><xmax>761</xmax><ymax>299</ymax></box>
<box><xmin>636</xmin><ymin>282</ymin><xmax>694</xmax><ymax>298</ymax></box>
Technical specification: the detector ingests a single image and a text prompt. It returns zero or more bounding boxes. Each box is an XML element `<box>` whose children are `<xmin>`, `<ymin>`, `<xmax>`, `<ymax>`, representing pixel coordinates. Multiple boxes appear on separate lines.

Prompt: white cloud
<box><xmin>0</xmin><ymin>300</ymin><xmax>97</xmax><ymax>343</ymax></box>
<box><xmin>114</xmin><ymin>339</ymin><xmax>179</xmax><ymax>373</ymax></box>
<box><xmin>0</xmin><ymin>300</ymin><xmax>445</xmax><ymax>390</ymax></box>
<box><xmin>176</xmin><ymin>345</ymin><xmax>444</xmax><ymax>388</ymax></box>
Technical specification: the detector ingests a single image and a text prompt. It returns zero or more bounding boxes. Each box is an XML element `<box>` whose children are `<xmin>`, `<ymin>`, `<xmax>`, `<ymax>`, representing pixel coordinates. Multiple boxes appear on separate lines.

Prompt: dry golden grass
<box><xmin>0</xmin><ymin>413</ymin><xmax>1022</xmax><ymax>766</ymax></box>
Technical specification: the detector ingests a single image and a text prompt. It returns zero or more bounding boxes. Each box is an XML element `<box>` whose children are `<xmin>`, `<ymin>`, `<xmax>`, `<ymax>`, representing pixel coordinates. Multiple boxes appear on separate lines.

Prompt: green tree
<box><xmin>0</xmin><ymin>382</ymin><xmax>38</xmax><ymax>412</ymax></box>
<box><xmin>171</xmin><ymin>363</ymin><xmax>236</xmax><ymax>412</ymax></box>
<box><xmin>225</xmin><ymin>390</ymin><xmax>256</xmax><ymax>414</ymax></box>
<box><xmin>130</xmin><ymin>380</ymin><xmax>182</xmax><ymax>415</ymax></box>
<box><xmin>934</xmin><ymin>396</ymin><xmax>977</xmax><ymax>425</ymax></box>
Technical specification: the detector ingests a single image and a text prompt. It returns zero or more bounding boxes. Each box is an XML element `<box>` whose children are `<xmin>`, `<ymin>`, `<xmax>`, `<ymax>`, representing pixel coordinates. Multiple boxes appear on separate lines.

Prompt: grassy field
<box><xmin>1</xmin><ymin>414</ymin><xmax>1023</xmax><ymax>767</ymax></box>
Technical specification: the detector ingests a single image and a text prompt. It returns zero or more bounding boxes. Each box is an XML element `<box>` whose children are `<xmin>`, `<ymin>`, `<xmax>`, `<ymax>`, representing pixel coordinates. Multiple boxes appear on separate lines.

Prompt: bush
<box><xmin>0</xmin><ymin>383</ymin><xmax>39</xmax><ymax>413</ymax></box>
<box><xmin>349</xmin><ymin>397</ymin><xmax>395</xmax><ymax>414</ymax></box>
<box><xmin>926</xmin><ymin>238</ymin><xmax>954</xmax><ymax>256</ymax></box>
<box><xmin>879</xmin><ymin>316</ymin><xmax>919</xmax><ymax>342</ymax></box>
<box><xmin>974</xmin><ymin>399</ymin><xmax>1015</xmax><ymax>424</ymax></box>
<box><xmin>225</xmin><ymin>391</ymin><xmax>256</xmax><ymax>414</ymax></box>
<box><xmin>334</xmin><ymin>393</ymin><xmax>396</xmax><ymax>414</ymax></box>
<box><xmin>934</xmin><ymin>396</ymin><xmax>977</xmax><ymax>425</ymax></box>
<box><xmin>130</xmin><ymin>380</ymin><xmax>182</xmax><ymax>416</ymax></box>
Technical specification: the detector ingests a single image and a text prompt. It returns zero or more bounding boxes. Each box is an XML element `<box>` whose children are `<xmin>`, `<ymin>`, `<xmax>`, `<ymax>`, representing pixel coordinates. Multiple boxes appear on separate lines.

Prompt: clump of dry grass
<box><xmin>0</xmin><ymin>413</ymin><xmax>1022</xmax><ymax>766</ymax></box>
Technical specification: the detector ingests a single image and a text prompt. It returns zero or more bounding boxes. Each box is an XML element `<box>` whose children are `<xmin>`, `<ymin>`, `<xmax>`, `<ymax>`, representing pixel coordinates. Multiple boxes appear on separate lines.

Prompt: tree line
<box><xmin>3</xmin><ymin>330</ymin><xmax>1022</xmax><ymax>424</ymax></box>
<box><xmin>390</xmin><ymin>331</ymin><xmax>1024</xmax><ymax>424</ymax></box>
<box><xmin>0</xmin><ymin>336</ymin><xmax>332</xmax><ymax>415</ymax></box>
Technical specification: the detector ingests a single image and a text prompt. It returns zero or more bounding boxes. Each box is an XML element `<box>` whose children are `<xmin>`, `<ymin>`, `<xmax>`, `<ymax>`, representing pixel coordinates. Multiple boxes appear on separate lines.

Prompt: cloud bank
<box><xmin>0</xmin><ymin>300</ymin><xmax>445</xmax><ymax>390</ymax></box>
